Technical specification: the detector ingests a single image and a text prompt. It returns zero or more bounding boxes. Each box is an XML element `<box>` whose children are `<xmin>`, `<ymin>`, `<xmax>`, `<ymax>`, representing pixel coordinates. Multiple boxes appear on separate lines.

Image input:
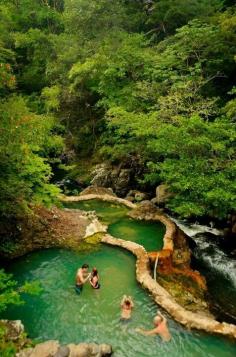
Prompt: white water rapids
<box><xmin>170</xmin><ymin>217</ymin><xmax>236</xmax><ymax>288</ymax></box>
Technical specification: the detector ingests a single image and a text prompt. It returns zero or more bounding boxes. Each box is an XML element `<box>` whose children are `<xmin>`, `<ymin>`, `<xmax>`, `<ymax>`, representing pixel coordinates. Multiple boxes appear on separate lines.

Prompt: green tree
<box><xmin>0</xmin><ymin>269</ymin><xmax>41</xmax><ymax>357</ymax></box>
<box><xmin>142</xmin><ymin>0</ymin><xmax>222</xmax><ymax>39</ymax></box>
<box><xmin>0</xmin><ymin>96</ymin><xmax>63</xmax><ymax>218</ymax></box>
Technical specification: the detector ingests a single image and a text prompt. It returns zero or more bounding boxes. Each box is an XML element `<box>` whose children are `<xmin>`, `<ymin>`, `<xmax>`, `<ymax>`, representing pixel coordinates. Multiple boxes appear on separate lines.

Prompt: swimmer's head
<box><xmin>124</xmin><ymin>300</ymin><xmax>131</xmax><ymax>307</ymax></box>
<box><xmin>153</xmin><ymin>315</ymin><xmax>163</xmax><ymax>326</ymax></box>
<box><xmin>92</xmin><ymin>267</ymin><xmax>98</xmax><ymax>276</ymax></box>
<box><xmin>82</xmin><ymin>263</ymin><xmax>89</xmax><ymax>272</ymax></box>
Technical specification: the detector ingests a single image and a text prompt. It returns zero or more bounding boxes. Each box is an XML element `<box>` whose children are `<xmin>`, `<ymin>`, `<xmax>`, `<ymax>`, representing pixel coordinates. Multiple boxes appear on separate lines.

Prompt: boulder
<box><xmin>1</xmin><ymin>320</ymin><xmax>24</xmax><ymax>341</ymax></box>
<box><xmin>129</xmin><ymin>200</ymin><xmax>162</xmax><ymax>220</ymax></box>
<box><xmin>100</xmin><ymin>344</ymin><xmax>112</xmax><ymax>356</ymax></box>
<box><xmin>89</xmin><ymin>164</ymin><xmax>131</xmax><ymax>196</ymax></box>
<box><xmin>172</xmin><ymin>229</ymin><xmax>191</xmax><ymax>269</ymax></box>
<box><xmin>127</xmin><ymin>190</ymin><xmax>148</xmax><ymax>202</ymax></box>
<box><xmin>111</xmin><ymin>168</ymin><xmax>131</xmax><ymax>196</ymax></box>
<box><xmin>91</xmin><ymin>164</ymin><xmax>112</xmax><ymax>188</ymax></box>
<box><xmin>68</xmin><ymin>343</ymin><xmax>90</xmax><ymax>357</ymax></box>
<box><xmin>18</xmin><ymin>340</ymin><xmax>60</xmax><ymax>357</ymax></box>
<box><xmin>124</xmin><ymin>195</ymin><xmax>135</xmax><ymax>202</ymax></box>
<box><xmin>155</xmin><ymin>184</ymin><xmax>172</xmax><ymax>205</ymax></box>
<box><xmin>135</xmin><ymin>192</ymin><xmax>148</xmax><ymax>202</ymax></box>
<box><xmin>17</xmin><ymin>349</ymin><xmax>34</xmax><ymax>357</ymax></box>
<box><xmin>151</xmin><ymin>197</ymin><xmax>158</xmax><ymax>205</ymax></box>
<box><xmin>67</xmin><ymin>343</ymin><xmax>112</xmax><ymax>357</ymax></box>
<box><xmin>80</xmin><ymin>186</ymin><xmax>116</xmax><ymax>197</ymax></box>
<box><xmin>18</xmin><ymin>342</ymin><xmax>112</xmax><ymax>357</ymax></box>
<box><xmin>54</xmin><ymin>346</ymin><xmax>70</xmax><ymax>357</ymax></box>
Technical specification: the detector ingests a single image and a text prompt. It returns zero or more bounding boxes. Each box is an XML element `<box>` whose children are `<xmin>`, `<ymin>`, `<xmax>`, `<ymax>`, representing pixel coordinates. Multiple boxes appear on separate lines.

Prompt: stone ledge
<box><xmin>102</xmin><ymin>234</ymin><xmax>236</xmax><ymax>340</ymax></box>
<box><xmin>61</xmin><ymin>193</ymin><xmax>137</xmax><ymax>209</ymax></box>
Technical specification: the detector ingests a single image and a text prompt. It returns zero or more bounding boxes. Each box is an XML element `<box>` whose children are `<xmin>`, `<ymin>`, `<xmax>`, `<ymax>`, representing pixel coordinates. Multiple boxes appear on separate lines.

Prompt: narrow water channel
<box><xmin>2</xmin><ymin>201</ymin><xmax>236</xmax><ymax>356</ymax></box>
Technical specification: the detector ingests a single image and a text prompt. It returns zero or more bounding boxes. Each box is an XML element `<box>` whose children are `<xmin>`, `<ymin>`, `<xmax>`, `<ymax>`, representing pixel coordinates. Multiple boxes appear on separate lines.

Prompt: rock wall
<box><xmin>1</xmin><ymin>320</ymin><xmax>113</xmax><ymax>357</ymax></box>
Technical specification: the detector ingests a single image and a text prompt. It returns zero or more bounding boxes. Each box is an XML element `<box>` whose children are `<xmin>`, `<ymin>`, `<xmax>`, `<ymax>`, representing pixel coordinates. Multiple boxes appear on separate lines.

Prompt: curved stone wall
<box><xmin>61</xmin><ymin>193</ymin><xmax>137</xmax><ymax>209</ymax></box>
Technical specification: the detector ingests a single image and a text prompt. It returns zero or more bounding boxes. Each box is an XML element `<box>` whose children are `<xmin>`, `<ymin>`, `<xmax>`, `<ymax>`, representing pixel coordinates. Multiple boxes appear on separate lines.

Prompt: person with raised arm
<box><xmin>120</xmin><ymin>295</ymin><xmax>134</xmax><ymax>321</ymax></box>
<box><xmin>136</xmin><ymin>311</ymin><xmax>171</xmax><ymax>341</ymax></box>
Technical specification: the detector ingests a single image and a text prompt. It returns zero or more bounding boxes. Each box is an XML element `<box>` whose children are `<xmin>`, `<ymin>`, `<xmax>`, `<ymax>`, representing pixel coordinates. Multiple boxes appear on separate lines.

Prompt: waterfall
<box><xmin>169</xmin><ymin>216</ymin><xmax>223</xmax><ymax>238</ymax></box>
<box><xmin>170</xmin><ymin>217</ymin><xmax>236</xmax><ymax>288</ymax></box>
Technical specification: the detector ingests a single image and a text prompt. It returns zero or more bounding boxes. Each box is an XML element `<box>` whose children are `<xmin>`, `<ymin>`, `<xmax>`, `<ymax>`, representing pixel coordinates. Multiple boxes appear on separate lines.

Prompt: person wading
<box><xmin>136</xmin><ymin>311</ymin><xmax>171</xmax><ymax>341</ymax></box>
<box><xmin>75</xmin><ymin>263</ymin><xmax>91</xmax><ymax>294</ymax></box>
<box><xmin>90</xmin><ymin>267</ymin><xmax>100</xmax><ymax>289</ymax></box>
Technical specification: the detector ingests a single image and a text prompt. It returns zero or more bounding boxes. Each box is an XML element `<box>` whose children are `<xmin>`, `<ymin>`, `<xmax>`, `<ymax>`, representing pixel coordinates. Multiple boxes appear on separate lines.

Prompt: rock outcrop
<box><xmin>125</xmin><ymin>190</ymin><xmax>149</xmax><ymax>203</ymax></box>
<box><xmin>0</xmin><ymin>320</ymin><xmax>24</xmax><ymax>341</ymax></box>
<box><xmin>17</xmin><ymin>341</ymin><xmax>112</xmax><ymax>357</ymax></box>
<box><xmin>0</xmin><ymin>206</ymin><xmax>107</xmax><ymax>259</ymax></box>
<box><xmin>2</xmin><ymin>320</ymin><xmax>112</xmax><ymax>357</ymax></box>
<box><xmin>0</xmin><ymin>320</ymin><xmax>30</xmax><ymax>355</ymax></box>
<box><xmin>90</xmin><ymin>164</ymin><xmax>132</xmax><ymax>196</ymax></box>
<box><xmin>80</xmin><ymin>186</ymin><xmax>116</xmax><ymax>197</ymax></box>
<box><xmin>152</xmin><ymin>184</ymin><xmax>172</xmax><ymax>205</ymax></box>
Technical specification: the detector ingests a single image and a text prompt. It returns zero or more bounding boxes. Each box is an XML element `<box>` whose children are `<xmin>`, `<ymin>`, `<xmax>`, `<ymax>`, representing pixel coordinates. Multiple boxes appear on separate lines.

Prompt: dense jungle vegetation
<box><xmin>0</xmin><ymin>1</ymin><xmax>235</xmax><ymax>354</ymax></box>
<box><xmin>0</xmin><ymin>0</ymin><xmax>235</xmax><ymax>232</ymax></box>
<box><xmin>1</xmin><ymin>0</ymin><xmax>236</xmax><ymax>225</ymax></box>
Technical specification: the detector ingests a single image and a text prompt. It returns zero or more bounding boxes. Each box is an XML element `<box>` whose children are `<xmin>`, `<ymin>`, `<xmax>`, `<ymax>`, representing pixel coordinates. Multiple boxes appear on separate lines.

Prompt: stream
<box><xmin>2</xmin><ymin>201</ymin><xmax>236</xmax><ymax>356</ymax></box>
<box><xmin>171</xmin><ymin>217</ymin><xmax>236</xmax><ymax>322</ymax></box>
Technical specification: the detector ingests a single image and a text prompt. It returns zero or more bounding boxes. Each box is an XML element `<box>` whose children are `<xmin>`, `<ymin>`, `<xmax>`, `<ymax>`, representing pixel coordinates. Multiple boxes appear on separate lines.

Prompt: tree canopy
<box><xmin>0</xmin><ymin>0</ymin><xmax>235</xmax><ymax>222</ymax></box>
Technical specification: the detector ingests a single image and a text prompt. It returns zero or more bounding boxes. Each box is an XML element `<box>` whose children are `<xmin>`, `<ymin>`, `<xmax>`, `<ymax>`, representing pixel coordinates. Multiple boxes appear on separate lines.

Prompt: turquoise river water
<box><xmin>2</xmin><ymin>200</ymin><xmax>236</xmax><ymax>356</ymax></box>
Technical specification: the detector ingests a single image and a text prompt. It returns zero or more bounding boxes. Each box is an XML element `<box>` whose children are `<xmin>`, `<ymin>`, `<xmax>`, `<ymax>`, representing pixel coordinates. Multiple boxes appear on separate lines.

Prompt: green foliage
<box><xmin>42</xmin><ymin>85</ymin><xmax>61</xmax><ymax>112</ymax></box>
<box><xmin>69</xmin><ymin>8</ymin><xmax>236</xmax><ymax>219</ymax></box>
<box><xmin>0</xmin><ymin>325</ymin><xmax>16</xmax><ymax>357</ymax></box>
<box><xmin>0</xmin><ymin>96</ymin><xmax>63</xmax><ymax>217</ymax></box>
<box><xmin>13</xmin><ymin>29</ymin><xmax>56</xmax><ymax>91</ymax></box>
<box><xmin>0</xmin><ymin>269</ymin><xmax>42</xmax><ymax>314</ymax></box>
<box><xmin>0</xmin><ymin>1</ymin><xmax>65</xmax><ymax>221</ymax></box>
<box><xmin>0</xmin><ymin>270</ymin><xmax>41</xmax><ymax>357</ymax></box>
<box><xmin>142</xmin><ymin>0</ymin><xmax>222</xmax><ymax>38</ymax></box>
<box><xmin>69</xmin><ymin>32</ymin><xmax>157</xmax><ymax>111</ymax></box>
<box><xmin>0</xmin><ymin>0</ymin><xmax>235</xmax><ymax>223</ymax></box>
<box><xmin>146</xmin><ymin>116</ymin><xmax>236</xmax><ymax>218</ymax></box>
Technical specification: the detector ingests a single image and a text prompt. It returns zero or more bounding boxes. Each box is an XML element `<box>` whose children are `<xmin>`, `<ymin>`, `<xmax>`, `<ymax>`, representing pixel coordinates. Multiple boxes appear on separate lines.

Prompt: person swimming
<box><xmin>135</xmin><ymin>311</ymin><xmax>171</xmax><ymax>342</ymax></box>
<box><xmin>120</xmin><ymin>295</ymin><xmax>134</xmax><ymax>321</ymax></box>
<box><xmin>89</xmin><ymin>267</ymin><xmax>100</xmax><ymax>289</ymax></box>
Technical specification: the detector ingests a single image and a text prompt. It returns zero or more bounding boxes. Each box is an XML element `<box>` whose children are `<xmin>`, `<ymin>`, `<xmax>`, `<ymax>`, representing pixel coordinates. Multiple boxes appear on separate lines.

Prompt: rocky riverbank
<box><xmin>17</xmin><ymin>340</ymin><xmax>112</xmax><ymax>357</ymax></box>
<box><xmin>0</xmin><ymin>205</ymin><xmax>107</xmax><ymax>260</ymax></box>
<box><xmin>0</xmin><ymin>320</ymin><xmax>112</xmax><ymax>357</ymax></box>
